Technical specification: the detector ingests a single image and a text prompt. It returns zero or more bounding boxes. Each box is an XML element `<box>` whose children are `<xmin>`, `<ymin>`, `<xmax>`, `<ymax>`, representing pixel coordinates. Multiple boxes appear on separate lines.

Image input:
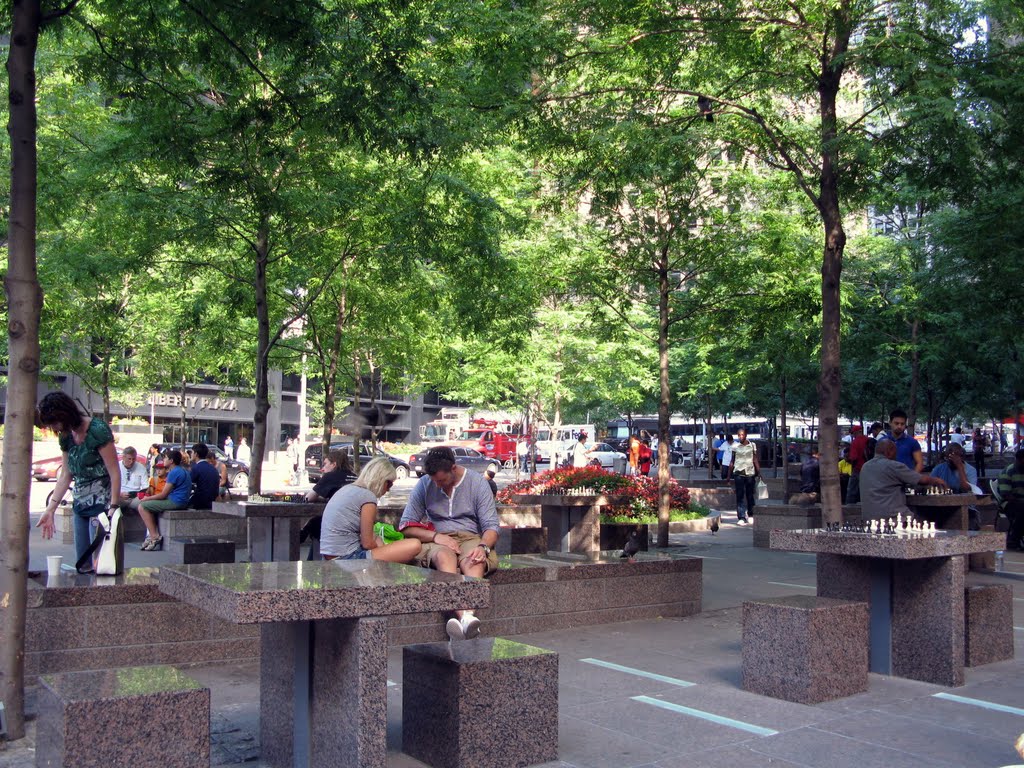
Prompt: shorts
<box><xmin>324</xmin><ymin>548</ymin><xmax>370</xmax><ymax>561</ymax></box>
<box><xmin>138</xmin><ymin>498</ymin><xmax>186</xmax><ymax>515</ymax></box>
<box><xmin>415</xmin><ymin>531</ymin><xmax>498</xmax><ymax>575</ymax></box>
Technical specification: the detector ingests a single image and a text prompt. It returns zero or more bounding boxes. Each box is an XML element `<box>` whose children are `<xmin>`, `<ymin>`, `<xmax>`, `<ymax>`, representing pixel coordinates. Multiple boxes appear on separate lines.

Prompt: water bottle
<box><xmin>995</xmin><ymin>550</ymin><xmax>1005</xmax><ymax>572</ymax></box>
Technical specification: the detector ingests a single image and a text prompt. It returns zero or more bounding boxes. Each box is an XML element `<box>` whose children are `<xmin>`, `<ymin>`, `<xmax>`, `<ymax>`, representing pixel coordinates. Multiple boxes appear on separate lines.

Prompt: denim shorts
<box><xmin>334</xmin><ymin>548</ymin><xmax>370</xmax><ymax>560</ymax></box>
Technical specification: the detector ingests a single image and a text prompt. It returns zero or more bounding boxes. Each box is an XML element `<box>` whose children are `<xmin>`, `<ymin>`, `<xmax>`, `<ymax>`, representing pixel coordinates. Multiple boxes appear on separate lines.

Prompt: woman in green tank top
<box><xmin>36</xmin><ymin>392</ymin><xmax>122</xmax><ymax>566</ymax></box>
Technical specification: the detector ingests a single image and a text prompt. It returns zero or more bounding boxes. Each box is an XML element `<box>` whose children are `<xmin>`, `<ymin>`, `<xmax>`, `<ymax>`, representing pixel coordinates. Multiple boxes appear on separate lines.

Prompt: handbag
<box><xmin>756</xmin><ymin>478</ymin><xmax>769</xmax><ymax>501</ymax></box>
<box><xmin>76</xmin><ymin>508</ymin><xmax>125</xmax><ymax>576</ymax></box>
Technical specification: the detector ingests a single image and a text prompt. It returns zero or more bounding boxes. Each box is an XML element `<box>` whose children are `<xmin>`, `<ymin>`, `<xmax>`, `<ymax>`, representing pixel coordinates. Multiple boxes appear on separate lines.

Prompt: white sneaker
<box><xmin>446</xmin><ymin>617</ymin><xmax>465</xmax><ymax>641</ymax></box>
<box><xmin>737</xmin><ymin>519</ymin><xmax>747</xmax><ymax>526</ymax></box>
<box><xmin>461</xmin><ymin>613</ymin><xmax>481</xmax><ymax>640</ymax></box>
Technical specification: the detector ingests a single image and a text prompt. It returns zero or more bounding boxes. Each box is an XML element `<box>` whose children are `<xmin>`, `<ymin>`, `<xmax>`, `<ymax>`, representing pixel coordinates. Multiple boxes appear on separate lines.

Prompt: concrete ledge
<box><xmin>26</xmin><ymin>569</ymin><xmax>258</xmax><ymax>682</ymax></box>
<box><xmin>158</xmin><ymin>508</ymin><xmax>247</xmax><ymax>542</ymax></box>
<box><xmin>28</xmin><ymin>553</ymin><xmax>701</xmax><ymax>676</ymax></box>
<box><xmin>753</xmin><ymin>504</ymin><xmax>863</xmax><ymax>548</ymax></box>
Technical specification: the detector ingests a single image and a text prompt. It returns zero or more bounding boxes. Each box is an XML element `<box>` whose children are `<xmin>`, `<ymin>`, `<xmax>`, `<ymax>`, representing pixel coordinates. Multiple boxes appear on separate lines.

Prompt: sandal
<box><xmin>141</xmin><ymin>535</ymin><xmax>164</xmax><ymax>552</ymax></box>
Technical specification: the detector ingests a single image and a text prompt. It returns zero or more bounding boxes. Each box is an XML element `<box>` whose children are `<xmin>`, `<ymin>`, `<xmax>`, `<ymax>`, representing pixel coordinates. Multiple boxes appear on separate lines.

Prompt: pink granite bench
<box><xmin>402</xmin><ymin>638</ymin><xmax>558</xmax><ymax>768</ymax></box>
<box><xmin>742</xmin><ymin>595</ymin><xmax>869</xmax><ymax>704</ymax></box>
<box><xmin>965</xmin><ymin>584</ymin><xmax>1014</xmax><ymax>667</ymax></box>
<box><xmin>36</xmin><ymin>665</ymin><xmax>210</xmax><ymax>768</ymax></box>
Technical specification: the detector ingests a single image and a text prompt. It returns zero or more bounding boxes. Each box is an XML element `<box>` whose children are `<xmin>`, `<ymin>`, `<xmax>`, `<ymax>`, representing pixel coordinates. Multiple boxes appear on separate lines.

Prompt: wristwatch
<box><xmin>479</xmin><ymin>544</ymin><xmax>492</xmax><ymax>555</ymax></box>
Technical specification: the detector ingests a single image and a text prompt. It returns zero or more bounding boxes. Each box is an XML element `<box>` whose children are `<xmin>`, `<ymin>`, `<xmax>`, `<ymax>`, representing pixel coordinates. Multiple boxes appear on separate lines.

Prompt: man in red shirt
<box><xmin>846</xmin><ymin>425</ymin><xmax>869</xmax><ymax>504</ymax></box>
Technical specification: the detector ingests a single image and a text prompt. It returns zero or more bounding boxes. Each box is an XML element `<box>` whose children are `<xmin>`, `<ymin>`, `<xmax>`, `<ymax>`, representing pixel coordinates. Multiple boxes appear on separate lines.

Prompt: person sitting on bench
<box><xmin>138</xmin><ymin>450</ymin><xmax>190</xmax><ymax>552</ymax></box>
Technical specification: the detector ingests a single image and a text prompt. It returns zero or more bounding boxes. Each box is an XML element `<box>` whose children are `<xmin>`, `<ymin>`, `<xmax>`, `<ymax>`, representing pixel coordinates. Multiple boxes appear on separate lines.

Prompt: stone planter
<box><xmin>599</xmin><ymin>523</ymin><xmax>649</xmax><ymax>552</ymax></box>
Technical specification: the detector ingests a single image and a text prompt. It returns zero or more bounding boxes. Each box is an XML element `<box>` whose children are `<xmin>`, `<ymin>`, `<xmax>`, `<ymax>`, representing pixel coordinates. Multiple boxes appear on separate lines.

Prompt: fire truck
<box><xmin>452</xmin><ymin>418</ymin><xmax>523</xmax><ymax>462</ymax></box>
<box><xmin>418</xmin><ymin>408</ymin><xmax>470</xmax><ymax>444</ymax></box>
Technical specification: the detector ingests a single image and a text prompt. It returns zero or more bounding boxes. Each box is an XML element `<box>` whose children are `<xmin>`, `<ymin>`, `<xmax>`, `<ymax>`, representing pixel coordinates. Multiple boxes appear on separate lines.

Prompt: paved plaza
<box><xmin>5</xmin><ymin>478</ymin><xmax>1024</xmax><ymax>767</ymax></box>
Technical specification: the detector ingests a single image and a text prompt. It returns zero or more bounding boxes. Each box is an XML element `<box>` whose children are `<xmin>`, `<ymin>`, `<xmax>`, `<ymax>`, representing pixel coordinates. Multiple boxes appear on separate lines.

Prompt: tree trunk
<box><xmin>816</xmin><ymin>47</ymin><xmax>849</xmax><ymax>526</ymax></box>
<box><xmin>1</xmin><ymin>0</ymin><xmax>43</xmax><ymax>739</ymax></box>
<box><xmin>705</xmin><ymin>395</ymin><xmax>713</xmax><ymax>480</ymax></box>
<box><xmin>250</xmin><ymin>216</ymin><xmax>271</xmax><ymax>493</ymax></box>
<box><xmin>179</xmin><ymin>376</ymin><xmax>187</xmax><ymax>444</ymax></box>
<box><xmin>656</xmin><ymin>245</ymin><xmax>671</xmax><ymax>548</ymax></box>
<box><xmin>101</xmin><ymin>360</ymin><xmax>111</xmax><ymax>424</ymax></box>
<box><xmin>907</xmin><ymin>317</ymin><xmax>920</xmax><ymax>431</ymax></box>
<box><xmin>780</xmin><ymin>376</ymin><xmax>789</xmax><ymax>493</ymax></box>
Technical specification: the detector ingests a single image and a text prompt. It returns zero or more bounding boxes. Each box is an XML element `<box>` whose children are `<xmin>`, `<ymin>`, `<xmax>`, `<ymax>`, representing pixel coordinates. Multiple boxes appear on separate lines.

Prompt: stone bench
<box><xmin>25</xmin><ymin>569</ymin><xmax>258</xmax><ymax>683</ymax></box>
<box><xmin>157</xmin><ymin>507</ymin><xmax>247</xmax><ymax>543</ymax></box>
<box><xmin>27</xmin><ymin>553</ymin><xmax>701</xmax><ymax>679</ymax></box>
<box><xmin>403</xmin><ymin>638</ymin><xmax>558</xmax><ymax>768</ymax></box>
<box><xmin>169</xmin><ymin>536</ymin><xmax>236</xmax><ymax>564</ymax></box>
<box><xmin>496</xmin><ymin>526</ymin><xmax>548</xmax><ymax>555</ymax></box>
<box><xmin>36</xmin><ymin>665</ymin><xmax>211</xmax><ymax>768</ymax></box>
<box><xmin>753</xmin><ymin>504</ymin><xmax>863</xmax><ymax>548</ymax></box>
<box><xmin>742</xmin><ymin>595</ymin><xmax>869</xmax><ymax>704</ymax></box>
<box><xmin>965</xmin><ymin>584</ymin><xmax>1014</xmax><ymax>667</ymax></box>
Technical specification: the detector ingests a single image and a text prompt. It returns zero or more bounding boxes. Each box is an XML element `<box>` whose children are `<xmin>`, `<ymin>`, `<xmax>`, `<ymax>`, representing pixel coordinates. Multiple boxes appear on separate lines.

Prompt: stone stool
<box><xmin>36</xmin><ymin>666</ymin><xmax>210</xmax><ymax>768</ymax></box>
<box><xmin>170</xmin><ymin>536</ymin><xmax>235</xmax><ymax>564</ymax></box>
<box><xmin>965</xmin><ymin>584</ymin><xmax>1014</xmax><ymax>666</ymax></box>
<box><xmin>403</xmin><ymin>638</ymin><xmax>558</xmax><ymax>768</ymax></box>
<box><xmin>743</xmin><ymin>595</ymin><xmax>869</xmax><ymax>704</ymax></box>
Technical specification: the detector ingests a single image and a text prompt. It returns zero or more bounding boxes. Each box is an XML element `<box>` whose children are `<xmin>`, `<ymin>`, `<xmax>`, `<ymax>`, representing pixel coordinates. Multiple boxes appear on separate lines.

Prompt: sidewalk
<box><xmin>5</xmin><ymin>511</ymin><xmax>1024</xmax><ymax>767</ymax></box>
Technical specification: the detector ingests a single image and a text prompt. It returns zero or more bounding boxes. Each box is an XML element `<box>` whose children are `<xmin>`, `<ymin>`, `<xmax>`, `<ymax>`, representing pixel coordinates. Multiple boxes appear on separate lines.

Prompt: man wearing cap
<box><xmin>846</xmin><ymin>425</ymin><xmax>867</xmax><ymax>504</ymax></box>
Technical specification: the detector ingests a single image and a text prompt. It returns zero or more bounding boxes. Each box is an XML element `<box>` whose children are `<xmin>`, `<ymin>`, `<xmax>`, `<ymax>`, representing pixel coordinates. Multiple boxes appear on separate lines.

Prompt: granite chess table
<box><xmin>212</xmin><ymin>500</ymin><xmax>325</xmax><ymax>562</ymax></box>
<box><xmin>510</xmin><ymin>493</ymin><xmax>631</xmax><ymax>556</ymax></box>
<box><xmin>159</xmin><ymin>560</ymin><xmax>489</xmax><ymax>768</ymax></box>
<box><xmin>770</xmin><ymin>528</ymin><xmax>1005</xmax><ymax>687</ymax></box>
<box><xmin>904</xmin><ymin>492</ymin><xmax>987</xmax><ymax>531</ymax></box>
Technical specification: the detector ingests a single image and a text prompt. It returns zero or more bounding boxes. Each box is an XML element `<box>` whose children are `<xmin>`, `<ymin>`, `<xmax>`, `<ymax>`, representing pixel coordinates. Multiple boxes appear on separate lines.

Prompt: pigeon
<box><xmin>339</xmin><ymin>404</ymin><xmax>402</xmax><ymax>440</ymax></box>
<box><xmin>697</xmin><ymin>95</ymin><xmax>715</xmax><ymax>123</ymax></box>
<box><xmin>710</xmin><ymin>516</ymin><xmax>720</xmax><ymax>535</ymax></box>
<box><xmin>620</xmin><ymin>528</ymin><xmax>642</xmax><ymax>560</ymax></box>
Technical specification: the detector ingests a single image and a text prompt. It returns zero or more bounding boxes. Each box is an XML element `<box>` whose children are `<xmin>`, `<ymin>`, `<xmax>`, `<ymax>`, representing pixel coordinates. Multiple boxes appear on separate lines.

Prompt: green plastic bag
<box><xmin>373</xmin><ymin>522</ymin><xmax>403</xmax><ymax>543</ymax></box>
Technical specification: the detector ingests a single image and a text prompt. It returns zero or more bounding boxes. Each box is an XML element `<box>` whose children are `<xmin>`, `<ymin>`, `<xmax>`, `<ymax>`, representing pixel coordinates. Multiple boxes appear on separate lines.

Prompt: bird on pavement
<box><xmin>620</xmin><ymin>528</ymin><xmax>642</xmax><ymax>561</ymax></box>
<box><xmin>710</xmin><ymin>516</ymin><xmax>720</xmax><ymax>535</ymax></box>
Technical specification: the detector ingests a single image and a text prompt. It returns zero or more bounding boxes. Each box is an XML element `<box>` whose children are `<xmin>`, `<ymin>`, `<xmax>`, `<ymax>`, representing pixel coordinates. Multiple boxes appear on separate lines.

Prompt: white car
<box><xmin>587</xmin><ymin>442</ymin><xmax>627</xmax><ymax>470</ymax></box>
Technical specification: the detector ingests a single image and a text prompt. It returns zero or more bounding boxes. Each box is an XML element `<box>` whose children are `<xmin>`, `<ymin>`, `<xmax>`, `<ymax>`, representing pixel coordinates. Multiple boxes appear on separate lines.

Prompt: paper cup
<box><xmin>47</xmin><ymin>555</ymin><xmax>63</xmax><ymax>576</ymax></box>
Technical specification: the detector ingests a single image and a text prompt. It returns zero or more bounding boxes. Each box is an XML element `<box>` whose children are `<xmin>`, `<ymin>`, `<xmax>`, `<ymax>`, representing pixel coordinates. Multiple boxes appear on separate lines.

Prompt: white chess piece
<box><xmin>896</xmin><ymin>512</ymin><xmax>903</xmax><ymax>530</ymax></box>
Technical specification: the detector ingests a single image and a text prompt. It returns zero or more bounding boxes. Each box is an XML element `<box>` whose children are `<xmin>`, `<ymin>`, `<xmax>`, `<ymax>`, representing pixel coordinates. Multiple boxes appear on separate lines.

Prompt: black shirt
<box><xmin>313</xmin><ymin>469</ymin><xmax>357</xmax><ymax>501</ymax></box>
<box><xmin>191</xmin><ymin>461</ymin><xmax>221</xmax><ymax>509</ymax></box>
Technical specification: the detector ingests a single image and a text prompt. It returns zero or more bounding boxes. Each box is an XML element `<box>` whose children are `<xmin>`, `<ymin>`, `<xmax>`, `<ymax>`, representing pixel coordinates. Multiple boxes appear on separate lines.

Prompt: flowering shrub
<box><xmin>498</xmin><ymin>466</ymin><xmax>691</xmax><ymax>518</ymax></box>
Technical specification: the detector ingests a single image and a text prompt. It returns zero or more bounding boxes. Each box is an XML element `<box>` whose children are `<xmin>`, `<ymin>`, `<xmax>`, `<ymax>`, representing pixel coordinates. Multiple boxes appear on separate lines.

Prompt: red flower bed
<box><xmin>498</xmin><ymin>466</ymin><xmax>691</xmax><ymax>517</ymax></box>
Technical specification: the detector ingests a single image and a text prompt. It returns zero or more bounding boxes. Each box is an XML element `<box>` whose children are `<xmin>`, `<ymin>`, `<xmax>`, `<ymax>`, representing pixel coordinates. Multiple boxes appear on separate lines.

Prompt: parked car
<box><xmin>587</xmin><ymin>443</ymin><xmax>627</xmax><ymax>470</ymax></box>
<box><xmin>32</xmin><ymin>447</ymin><xmax>148</xmax><ymax>483</ymax></box>
<box><xmin>406</xmin><ymin>445</ymin><xmax>500</xmax><ymax>477</ymax></box>
<box><xmin>304</xmin><ymin>442</ymin><xmax>411</xmax><ymax>483</ymax></box>
<box><xmin>157</xmin><ymin>443</ymin><xmax>250</xmax><ymax>489</ymax></box>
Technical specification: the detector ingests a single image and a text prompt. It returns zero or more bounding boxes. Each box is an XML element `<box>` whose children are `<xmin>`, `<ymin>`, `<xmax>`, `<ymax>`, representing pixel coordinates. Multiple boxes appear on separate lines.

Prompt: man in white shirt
<box><xmin>118</xmin><ymin>446</ymin><xmax>149</xmax><ymax>510</ymax></box>
<box><xmin>572</xmin><ymin>433</ymin><xmax>593</xmax><ymax>468</ymax></box>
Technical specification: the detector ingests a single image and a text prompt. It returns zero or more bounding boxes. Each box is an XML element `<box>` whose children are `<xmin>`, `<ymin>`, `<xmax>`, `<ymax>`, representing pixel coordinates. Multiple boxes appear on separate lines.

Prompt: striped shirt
<box><xmin>997</xmin><ymin>464</ymin><xmax>1024</xmax><ymax>506</ymax></box>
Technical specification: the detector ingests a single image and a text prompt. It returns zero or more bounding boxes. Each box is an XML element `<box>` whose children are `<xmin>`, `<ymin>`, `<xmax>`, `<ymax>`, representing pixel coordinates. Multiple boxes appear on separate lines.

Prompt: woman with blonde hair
<box><xmin>320</xmin><ymin>457</ymin><xmax>421</xmax><ymax>563</ymax></box>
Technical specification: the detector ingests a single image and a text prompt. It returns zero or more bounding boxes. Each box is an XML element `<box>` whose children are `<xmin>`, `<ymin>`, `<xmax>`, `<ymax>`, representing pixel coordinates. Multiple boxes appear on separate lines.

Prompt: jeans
<box><xmin>73</xmin><ymin>501</ymin><xmax>105</xmax><ymax>564</ymax></box>
<box><xmin>734</xmin><ymin>475</ymin><xmax>756</xmax><ymax>520</ymax></box>
<box><xmin>846</xmin><ymin>473</ymin><xmax>861</xmax><ymax>504</ymax></box>
<box><xmin>1006</xmin><ymin>499</ymin><xmax>1024</xmax><ymax>550</ymax></box>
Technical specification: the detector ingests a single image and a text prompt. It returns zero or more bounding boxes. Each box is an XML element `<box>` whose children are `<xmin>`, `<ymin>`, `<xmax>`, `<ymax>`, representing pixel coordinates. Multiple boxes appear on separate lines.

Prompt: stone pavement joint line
<box><xmin>631</xmin><ymin>695</ymin><xmax>780</xmax><ymax>736</ymax></box>
<box><xmin>933</xmin><ymin>692</ymin><xmax>1024</xmax><ymax>717</ymax></box>
<box><xmin>579</xmin><ymin>658</ymin><xmax>696</xmax><ymax>687</ymax></box>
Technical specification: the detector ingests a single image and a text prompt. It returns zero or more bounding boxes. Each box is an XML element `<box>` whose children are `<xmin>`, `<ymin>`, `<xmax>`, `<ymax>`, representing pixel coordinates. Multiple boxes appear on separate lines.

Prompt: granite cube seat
<box><xmin>742</xmin><ymin>595</ymin><xmax>869</xmax><ymax>704</ymax></box>
<box><xmin>36</xmin><ymin>665</ymin><xmax>210</xmax><ymax>768</ymax></box>
<box><xmin>403</xmin><ymin>638</ymin><xmax>558</xmax><ymax>768</ymax></box>
<box><xmin>965</xmin><ymin>584</ymin><xmax>1014</xmax><ymax>667</ymax></box>
<box><xmin>496</xmin><ymin>526</ymin><xmax>548</xmax><ymax>555</ymax></box>
<box><xmin>170</xmin><ymin>536</ymin><xmax>236</xmax><ymax>564</ymax></box>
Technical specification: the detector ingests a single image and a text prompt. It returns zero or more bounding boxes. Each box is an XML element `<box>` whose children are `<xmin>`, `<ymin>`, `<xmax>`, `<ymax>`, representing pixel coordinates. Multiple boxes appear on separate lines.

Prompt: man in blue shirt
<box><xmin>138</xmin><ymin>449</ymin><xmax>191</xmax><ymax>551</ymax></box>
<box><xmin>190</xmin><ymin>443</ymin><xmax>221</xmax><ymax>510</ymax></box>
<box><xmin>885</xmin><ymin>408</ymin><xmax>923</xmax><ymax>472</ymax></box>
<box><xmin>930</xmin><ymin>443</ymin><xmax>978</xmax><ymax>493</ymax></box>
<box><xmin>400</xmin><ymin>446</ymin><xmax>499</xmax><ymax>640</ymax></box>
